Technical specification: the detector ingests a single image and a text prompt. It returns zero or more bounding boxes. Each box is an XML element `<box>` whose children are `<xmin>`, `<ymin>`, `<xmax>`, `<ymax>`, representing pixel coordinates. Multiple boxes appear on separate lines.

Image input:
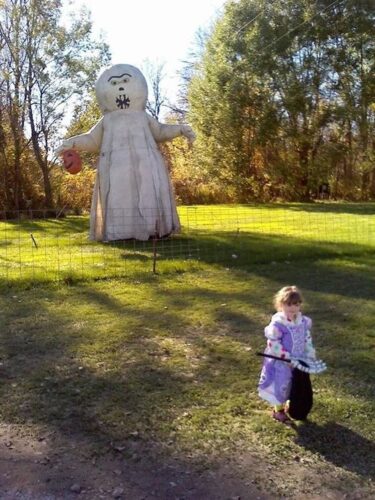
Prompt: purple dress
<box><xmin>258</xmin><ymin>312</ymin><xmax>315</xmax><ymax>405</ymax></box>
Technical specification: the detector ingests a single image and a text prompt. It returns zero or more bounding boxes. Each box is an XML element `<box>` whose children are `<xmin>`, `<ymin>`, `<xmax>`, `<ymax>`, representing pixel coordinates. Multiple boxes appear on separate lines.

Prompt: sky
<box><xmin>63</xmin><ymin>0</ymin><xmax>228</xmax><ymax>106</ymax></box>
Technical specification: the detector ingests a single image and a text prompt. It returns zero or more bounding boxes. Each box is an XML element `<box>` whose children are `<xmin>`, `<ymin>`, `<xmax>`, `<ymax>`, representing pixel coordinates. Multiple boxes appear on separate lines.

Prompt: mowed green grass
<box><xmin>0</xmin><ymin>203</ymin><xmax>374</xmax><ymax>284</ymax></box>
<box><xmin>0</xmin><ymin>203</ymin><xmax>374</xmax><ymax>495</ymax></box>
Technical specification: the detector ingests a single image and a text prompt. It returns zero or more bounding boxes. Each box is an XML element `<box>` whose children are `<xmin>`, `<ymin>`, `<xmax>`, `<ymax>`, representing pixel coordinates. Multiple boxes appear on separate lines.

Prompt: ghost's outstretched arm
<box><xmin>147</xmin><ymin>115</ymin><xmax>196</xmax><ymax>144</ymax></box>
<box><xmin>55</xmin><ymin>118</ymin><xmax>104</xmax><ymax>156</ymax></box>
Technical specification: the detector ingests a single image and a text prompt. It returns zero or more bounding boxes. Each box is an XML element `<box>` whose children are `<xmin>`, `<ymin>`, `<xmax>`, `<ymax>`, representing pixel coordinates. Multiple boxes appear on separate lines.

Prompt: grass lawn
<box><xmin>0</xmin><ymin>203</ymin><xmax>374</xmax><ymax>496</ymax></box>
<box><xmin>0</xmin><ymin>202</ymin><xmax>374</xmax><ymax>284</ymax></box>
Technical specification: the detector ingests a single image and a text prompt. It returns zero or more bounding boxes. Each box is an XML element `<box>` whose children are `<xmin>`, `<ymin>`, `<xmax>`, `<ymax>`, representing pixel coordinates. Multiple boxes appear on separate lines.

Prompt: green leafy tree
<box><xmin>185</xmin><ymin>0</ymin><xmax>374</xmax><ymax>201</ymax></box>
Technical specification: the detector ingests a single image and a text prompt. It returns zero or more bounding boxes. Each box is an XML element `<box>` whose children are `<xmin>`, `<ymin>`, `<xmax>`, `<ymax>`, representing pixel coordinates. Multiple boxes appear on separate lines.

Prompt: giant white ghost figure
<box><xmin>56</xmin><ymin>64</ymin><xmax>195</xmax><ymax>241</ymax></box>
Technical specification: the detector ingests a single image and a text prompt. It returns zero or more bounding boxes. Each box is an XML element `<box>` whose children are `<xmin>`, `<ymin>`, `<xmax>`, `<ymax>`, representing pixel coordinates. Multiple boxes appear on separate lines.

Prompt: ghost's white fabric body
<box><xmin>67</xmin><ymin>110</ymin><xmax>183</xmax><ymax>241</ymax></box>
<box><xmin>58</xmin><ymin>64</ymin><xmax>194</xmax><ymax>241</ymax></box>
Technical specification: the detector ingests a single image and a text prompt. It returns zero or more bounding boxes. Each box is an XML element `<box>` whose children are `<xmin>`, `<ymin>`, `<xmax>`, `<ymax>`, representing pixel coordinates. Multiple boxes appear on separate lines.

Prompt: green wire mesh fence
<box><xmin>0</xmin><ymin>204</ymin><xmax>374</xmax><ymax>284</ymax></box>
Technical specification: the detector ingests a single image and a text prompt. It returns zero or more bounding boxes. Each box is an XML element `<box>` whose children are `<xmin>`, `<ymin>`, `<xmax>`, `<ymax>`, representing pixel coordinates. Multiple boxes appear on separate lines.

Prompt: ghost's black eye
<box><xmin>111</xmin><ymin>81</ymin><xmax>117</xmax><ymax>86</ymax></box>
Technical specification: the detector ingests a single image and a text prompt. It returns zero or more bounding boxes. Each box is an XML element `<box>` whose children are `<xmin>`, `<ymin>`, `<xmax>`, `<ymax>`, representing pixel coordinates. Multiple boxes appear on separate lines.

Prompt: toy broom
<box><xmin>257</xmin><ymin>352</ymin><xmax>327</xmax><ymax>420</ymax></box>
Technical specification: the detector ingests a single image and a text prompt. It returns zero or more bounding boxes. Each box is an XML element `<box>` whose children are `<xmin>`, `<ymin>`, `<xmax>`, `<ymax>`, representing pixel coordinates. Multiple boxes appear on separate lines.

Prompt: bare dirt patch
<box><xmin>0</xmin><ymin>423</ymin><xmax>267</xmax><ymax>499</ymax></box>
<box><xmin>0</xmin><ymin>423</ymin><xmax>373</xmax><ymax>499</ymax></box>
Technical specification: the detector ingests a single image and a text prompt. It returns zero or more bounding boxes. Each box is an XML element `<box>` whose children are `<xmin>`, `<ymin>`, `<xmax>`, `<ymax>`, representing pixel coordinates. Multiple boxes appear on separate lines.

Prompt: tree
<box><xmin>184</xmin><ymin>0</ymin><xmax>375</xmax><ymax>201</ymax></box>
<box><xmin>142</xmin><ymin>58</ymin><xmax>168</xmax><ymax>121</ymax></box>
<box><xmin>0</xmin><ymin>0</ymin><xmax>110</xmax><ymax>210</ymax></box>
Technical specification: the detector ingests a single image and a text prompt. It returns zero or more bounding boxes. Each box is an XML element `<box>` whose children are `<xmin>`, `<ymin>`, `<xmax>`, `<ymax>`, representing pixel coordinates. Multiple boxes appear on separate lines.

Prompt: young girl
<box><xmin>258</xmin><ymin>286</ymin><xmax>316</xmax><ymax>422</ymax></box>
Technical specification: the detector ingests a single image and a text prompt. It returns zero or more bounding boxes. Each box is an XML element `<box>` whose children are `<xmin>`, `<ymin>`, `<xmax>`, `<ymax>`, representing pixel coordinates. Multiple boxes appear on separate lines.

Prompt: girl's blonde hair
<box><xmin>273</xmin><ymin>285</ymin><xmax>303</xmax><ymax>310</ymax></box>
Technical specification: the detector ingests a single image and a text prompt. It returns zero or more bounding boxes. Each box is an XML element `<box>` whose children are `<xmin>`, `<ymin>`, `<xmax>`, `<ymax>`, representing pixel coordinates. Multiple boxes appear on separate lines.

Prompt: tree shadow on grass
<box><xmin>185</xmin><ymin>229</ymin><xmax>374</xmax><ymax>265</ymax></box>
<box><xmin>295</xmin><ymin>421</ymin><xmax>375</xmax><ymax>479</ymax></box>
<box><xmin>181</xmin><ymin>231</ymin><xmax>375</xmax><ymax>301</ymax></box>
<box><xmin>0</xmin><ymin>274</ymin><xmax>373</xmax><ymax>497</ymax></box>
<box><xmin>0</xmin><ymin>282</ymin><xmax>201</xmax><ymax>433</ymax></box>
<box><xmin>0</xmin><ymin>284</ymin><xmax>272</xmax><ymax>499</ymax></box>
<box><xmin>0</xmin><ymin>278</ymin><xmax>263</xmax><ymax>441</ymax></box>
<box><xmin>3</xmin><ymin>215</ymin><xmax>90</xmax><ymax>235</ymax></box>
<box><xmin>254</xmin><ymin>253</ymin><xmax>375</xmax><ymax>301</ymax></box>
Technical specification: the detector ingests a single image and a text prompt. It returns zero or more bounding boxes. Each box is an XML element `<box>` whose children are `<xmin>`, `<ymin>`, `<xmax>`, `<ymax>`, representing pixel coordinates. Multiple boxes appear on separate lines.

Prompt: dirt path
<box><xmin>0</xmin><ymin>423</ymin><xmax>373</xmax><ymax>499</ymax></box>
<box><xmin>0</xmin><ymin>423</ymin><xmax>268</xmax><ymax>500</ymax></box>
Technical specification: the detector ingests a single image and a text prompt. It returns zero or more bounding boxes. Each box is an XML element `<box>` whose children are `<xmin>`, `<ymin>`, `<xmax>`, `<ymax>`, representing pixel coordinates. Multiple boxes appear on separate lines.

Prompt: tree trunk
<box><xmin>298</xmin><ymin>141</ymin><xmax>311</xmax><ymax>201</ymax></box>
<box><xmin>9</xmin><ymin>110</ymin><xmax>23</xmax><ymax>210</ymax></box>
<box><xmin>27</xmin><ymin>99</ymin><xmax>54</xmax><ymax>207</ymax></box>
<box><xmin>31</xmin><ymin>133</ymin><xmax>54</xmax><ymax>208</ymax></box>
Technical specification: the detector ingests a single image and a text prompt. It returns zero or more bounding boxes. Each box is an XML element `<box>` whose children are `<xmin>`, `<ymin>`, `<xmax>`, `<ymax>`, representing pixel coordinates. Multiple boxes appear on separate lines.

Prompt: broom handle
<box><xmin>256</xmin><ymin>352</ymin><xmax>291</xmax><ymax>363</ymax></box>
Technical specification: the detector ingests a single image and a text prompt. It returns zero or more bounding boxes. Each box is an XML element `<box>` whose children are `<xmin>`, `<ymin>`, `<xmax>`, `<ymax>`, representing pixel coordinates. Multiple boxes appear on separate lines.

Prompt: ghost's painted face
<box><xmin>95</xmin><ymin>64</ymin><xmax>148</xmax><ymax>113</ymax></box>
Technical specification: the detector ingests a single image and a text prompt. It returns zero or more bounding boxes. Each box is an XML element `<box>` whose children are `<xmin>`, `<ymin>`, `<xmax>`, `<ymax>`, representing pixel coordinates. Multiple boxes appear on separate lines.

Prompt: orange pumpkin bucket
<box><xmin>62</xmin><ymin>149</ymin><xmax>82</xmax><ymax>174</ymax></box>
